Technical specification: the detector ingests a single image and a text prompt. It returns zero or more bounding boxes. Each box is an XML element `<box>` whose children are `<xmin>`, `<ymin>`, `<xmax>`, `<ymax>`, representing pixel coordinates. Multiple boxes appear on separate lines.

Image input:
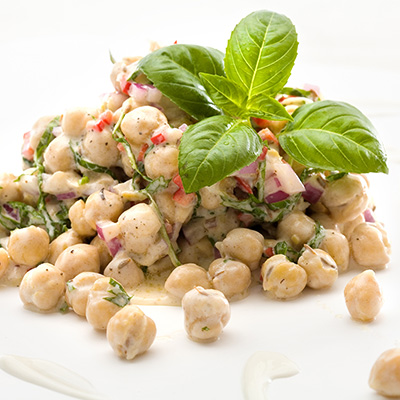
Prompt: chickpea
<box><xmin>84</xmin><ymin>189</ymin><xmax>124</xmax><ymax>230</ymax></box>
<box><xmin>65</xmin><ymin>271</ymin><xmax>103</xmax><ymax>317</ymax></box>
<box><xmin>107</xmin><ymin>304</ymin><xmax>156</xmax><ymax>360</ymax></box>
<box><xmin>68</xmin><ymin>200</ymin><xmax>96</xmax><ymax>237</ymax></box>
<box><xmin>208</xmin><ymin>258</ymin><xmax>251</xmax><ymax>300</ymax></box>
<box><xmin>0</xmin><ymin>173</ymin><xmax>22</xmax><ymax>203</ymax></box>
<box><xmin>276</xmin><ymin>211</ymin><xmax>316</xmax><ymax>252</ymax></box>
<box><xmin>0</xmin><ymin>248</ymin><xmax>10</xmax><ymax>280</ymax></box>
<box><xmin>43</xmin><ymin>135</ymin><xmax>75</xmax><ymax>174</ymax></box>
<box><xmin>86</xmin><ymin>277</ymin><xmax>130</xmax><ymax>330</ymax></box>
<box><xmin>164</xmin><ymin>263</ymin><xmax>211</xmax><ymax>300</ymax></box>
<box><xmin>215</xmin><ymin>228</ymin><xmax>264</xmax><ymax>271</ymax></box>
<box><xmin>182</xmin><ymin>286</ymin><xmax>230</xmax><ymax>343</ymax></box>
<box><xmin>155</xmin><ymin>190</ymin><xmax>194</xmax><ymax>225</ymax></box>
<box><xmin>338</xmin><ymin>213</ymin><xmax>365</xmax><ymax>239</ymax></box>
<box><xmin>369</xmin><ymin>348</ymin><xmax>400</xmax><ymax>397</ymax></box>
<box><xmin>19</xmin><ymin>263</ymin><xmax>65</xmax><ymax>312</ymax></box>
<box><xmin>144</xmin><ymin>145</ymin><xmax>179</xmax><ymax>180</ymax></box>
<box><xmin>62</xmin><ymin>107</ymin><xmax>94</xmax><ymax>138</ymax></box>
<box><xmin>177</xmin><ymin>236</ymin><xmax>215</xmax><ymax>268</ymax></box>
<box><xmin>310</xmin><ymin>212</ymin><xmax>338</xmax><ymax>231</ymax></box>
<box><xmin>82</xmin><ymin>127</ymin><xmax>120</xmax><ymax>168</ymax></box>
<box><xmin>350</xmin><ymin>223</ymin><xmax>390</xmax><ymax>270</ymax></box>
<box><xmin>120</xmin><ymin>106</ymin><xmax>168</xmax><ymax>147</ymax></box>
<box><xmin>29</xmin><ymin>115</ymin><xmax>58</xmax><ymax>151</ymax></box>
<box><xmin>47</xmin><ymin>229</ymin><xmax>82</xmax><ymax>265</ymax></box>
<box><xmin>321</xmin><ymin>173</ymin><xmax>369</xmax><ymax>223</ymax></box>
<box><xmin>297</xmin><ymin>245</ymin><xmax>338</xmax><ymax>289</ymax></box>
<box><xmin>55</xmin><ymin>244</ymin><xmax>100</xmax><ymax>281</ymax></box>
<box><xmin>104</xmin><ymin>92</ymin><xmax>129</xmax><ymax>112</ymax></box>
<box><xmin>41</xmin><ymin>171</ymin><xmax>81</xmax><ymax>197</ymax></box>
<box><xmin>199</xmin><ymin>183</ymin><xmax>223</xmax><ymax>210</ymax></box>
<box><xmin>104</xmin><ymin>252</ymin><xmax>145</xmax><ymax>289</ymax></box>
<box><xmin>90</xmin><ymin>235</ymin><xmax>113</xmax><ymax>271</ymax></box>
<box><xmin>261</xmin><ymin>255</ymin><xmax>307</xmax><ymax>299</ymax></box>
<box><xmin>110</xmin><ymin>61</ymin><xmax>125</xmax><ymax>92</ymax></box>
<box><xmin>344</xmin><ymin>270</ymin><xmax>383</xmax><ymax>322</ymax></box>
<box><xmin>8</xmin><ymin>226</ymin><xmax>49</xmax><ymax>267</ymax></box>
<box><xmin>319</xmin><ymin>229</ymin><xmax>350</xmax><ymax>273</ymax></box>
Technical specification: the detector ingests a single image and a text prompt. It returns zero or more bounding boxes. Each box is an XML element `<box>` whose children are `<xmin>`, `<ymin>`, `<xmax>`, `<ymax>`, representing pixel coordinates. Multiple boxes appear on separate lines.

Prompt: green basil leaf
<box><xmin>178</xmin><ymin>116</ymin><xmax>263</xmax><ymax>193</ymax></box>
<box><xmin>244</xmin><ymin>93</ymin><xmax>293</xmax><ymax>121</ymax></box>
<box><xmin>199</xmin><ymin>73</ymin><xmax>247</xmax><ymax>117</ymax></box>
<box><xmin>34</xmin><ymin>116</ymin><xmax>61</xmax><ymax>167</ymax></box>
<box><xmin>225</xmin><ymin>10</ymin><xmax>298</xmax><ymax>98</ymax></box>
<box><xmin>280</xmin><ymin>87</ymin><xmax>319</xmax><ymax>100</ymax></box>
<box><xmin>279</xmin><ymin>100</ymin><xmax>389</xmax><ymax>174</ymax></box>
<box><xmin>134</xmin><ymin>44</ymin><xmax>225</xmax><ymax>121</ymax></box>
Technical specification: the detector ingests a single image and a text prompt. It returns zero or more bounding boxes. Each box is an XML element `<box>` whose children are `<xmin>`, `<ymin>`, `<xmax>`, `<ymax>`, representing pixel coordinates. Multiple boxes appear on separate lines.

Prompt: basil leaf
<box><xmin>225</xmin><ymin>10</ymin><xmax>298</xmax><ymax>98</ymax></box>
<box><xmin>244</xmin><ymin>93</ymin><xmax>293</xmax><ymax>121</ymax></box>
<box><xmin>279</xmin><ymin>100</ymin><xmax>389</xmax><ymax>174</ymax></box>
<box><xmin>280</xmin><ymin>87</ymin><xmax>319</xmax><ymax>100</ymax></box>
<box><xmin>134</xmin><ymin>44</ymin><xmax>225</xmax><ymax>120</ymax></box>
<box><xmin>104</xmin><ymin>278</ymin><xmax>131</xmax><ymax>308</ymax></box>
<box><xmin>34</xmin><ymin>116</ymin><xmax>61</xmax><ymax>167</ymax></box>
<box><xmin>178</xmin><ymin>116</ymin><xmax>263</xmax><ymax>193</ymax></box>
<box><xmin>200</xmin><ymin>73</ymin><xmax>247</xmax><ymax>117</ymax></box>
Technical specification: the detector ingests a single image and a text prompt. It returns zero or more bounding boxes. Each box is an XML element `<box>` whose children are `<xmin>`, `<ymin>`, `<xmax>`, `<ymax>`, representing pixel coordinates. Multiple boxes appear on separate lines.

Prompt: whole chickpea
<box><xmin>55</xmin><ymin>244</ymin><xmax>100</xmax><ymax>281</ymax></box>
<box><xmin>350</xmin><ymin>223</ymin><xmax>390</xmax><ymax>270</ymax></box>
<box><xmin>104</xmin><ymin>92</ymin><xmax>129</xmax><ymax>112</ymax></box>
<box><xmin>29</xmin><ymin>115</ymin><xmax>58</xmax><ymax>151</ymax></box>
<box><xmin>338</xmin><ymin>213</ymin><xmax>365</xmax><ymax>239</ymax></box>
<box><xmin>276</xmin><ymin>211</ymin><xmax>316</xmax><ymax>252</ymax></box>
<box><xmin>208</xmin><ymin>258</ymin><xmax>251</xmax><ymax>300</ymax></box>
<box><xmin>155</xmin><ymin>190</ymin><xmax>195</xmax><ymax>225</ymax></box>
<box><xmin>321</xmin><ymin>173</ymin><xmax>369</xmax><ymax>223</ymax></box>
<box><xmin>0</xmin><ymin>173</ymin><xmax>22</xmax><ymax>204</ymax></box>
<box><xmin>297</xmin><ymin>245</ymin><xmax>338</xmax><ymax>289</ymax></box>
<box><xmin>310</xmin><ymin>212</ymin><xmax>339</xmax><ymax>231</ymax></box>
<box><xmin>177</xmin><ymin>236</ymin><xmax>214</xmax><ymax>268</ymax></box>
<box><xmin>199</xmin><ymin>183</ymin><xmax>223</xmax><ymax>210</ymax></box>
<box><xmin>0</xmin><ymin>248</ymin><xmax>10</xmax><ymax>280</ymax></box>
<box><xmin>261</xmin><ymin>255</ymin><xmax>307</xmax><ymax>299</ymax></box>
<box><xmin>68</xmin><ymin>200</ymin><xmax>96</xmax><ymax>237</ymax></box>
<box><xmin>43</xmin><ymin>135</ymin><xmax>75</xmax><ymax>174</ymax></box>
<box><xmin>19</xmin><ymin>263</ymin><xmax>65</xmax><ymax>312</ymax></box>
<box><xmin>62</xmin><ymin>107</ymin><xmax>94</xmax><ymax>138</ymax></box>
<box><xmin>144</xmin><ymin>146</ymin><xmax>179</xmax><ymax>180</ymax></box>
<box><xmin>164</xmin><ymin>263</ymin><xmax>211</xmax><ymax>300</ymax></box>
<box><xmin>104</xmin><ymin>252</ymin><xmax>145</xmax><ymax>289</ymax></box>
<box><xmin>344</xmin><ymin>270</ymin><xmax>383</xmax><ymax>322</ymax></box>
<box><xmin>369</xmin><ymin>348</ymin><xmax>400</xmax><ymax>397</ymax></box>
<box><xmin>65</xmin><ymin>271</ymin><xmax>103</xmax><ymax>317</ymax></box>
<box><xmin>107</xmin><ymin>304</ymin><xmax>156</xmax><ymax>360</ymax></box>
<box><xmin>90</xmin><ymin>235</ymin><xmax>113</xmax><ymax>271</ymax></box>
<box><xmin>319</xmin><ymin>229</ymin><xmax>350</xmax><ymax>273</ymax></box>
<box><xmin>84</xmin><ymin>189</ymin><xmax>124</xmax><ymax>230</ymax></box>
<box><xmin>215</xmin><ymin>228</ymin><xmax>264</xmax><ymax>270</ymax></box>
<box><xmin>8</xmin><ymin>226</ymin><xmax>50</xmax><ymax>267</ymax></box>
<box><xmin>47</xmin><ymin>229</ymin><xmax>82</xmax><ymax>265</ymax></box>
<box><xmin>120</xmin><ymin>106</ymin><xmax>168</xmax><ymax>147</ymax></box>
<box><xmin>86</xmin><ymin>277</ymin><xmax>130</xmax><ymax>330</ymax></box>
<box><xmin>182</xmin><ymin>286</ymin><xmax>230</xmax><ymax>343</ymax></box>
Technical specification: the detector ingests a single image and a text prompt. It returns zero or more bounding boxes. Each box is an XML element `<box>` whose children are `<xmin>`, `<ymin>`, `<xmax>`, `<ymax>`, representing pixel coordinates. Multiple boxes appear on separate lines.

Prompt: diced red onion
<box><xmin>303</xmin><ymin>83</ymin><xmax>321</xmax><ymax>98</ymax></box>
<box><xmin>204</xmin><ymin>217</ymin><xmax>217</xmax><ymax>229</ymax></box>
<box><xmin>364</xmin><ymin>208</ymin><xmax>375</xmax><ymax>223</ymax></box>
<box><xmin>52</xmin><ymin>127</ymin><xmax>63</xmax><ymax>137</ymax></box>
<box><xmin>237</xmin><ymin>212</ymin><xmax>254</xmax><ymax>227</ymax></box>
<box><xmin>107</xmin><ymin>237</ymin><xmax>122</xmax><ymax>257</ymax></box>
<box><xmin>214</xmin><ymin>247</ymin><xmax>221</xmax><ymax>259</ymax></box>
<box><xmin>179</xmin><ymin>124</ymin><xmax>188</xmax><ymax>132</ymax></box>
<box><xmin>3</xmin><ymin>204</ymin><xmax>19</xmax><ymax>221</ymax></box>
<box><xmin>236</xmin><ymin>161</ymin><xmax>258</xmax><ymax>175</ymax></box>
<box><xmin>182</xmin><ymin>219</ymin><xmax>207</xmax><ymax>245</ymax></box>
<box><xmin>56</xmin><ymin>192</ymin><xmax>77</xmax><ymax>201</ymax></box>
<box><xmin>146</xmin><ymin>86</ymin><xmax>162</xmax><ymax>103</ymax></box>
<box><xmin>96</xmin><ymin>220</ymin><xmax>120</xmax><ymax>242</ymax></box>
<box><xmin>128</xmin><ymin>82</ymin><xmax>147</xmax><ymax>103</ymax></box>
<box><xmin>302</xmin><ymin>182</ymin><xmax>324</xmax><ymax>204</ymax></box>
<box><xmin>265</xmin><ymin>190</ymin><xmax>290</xmax><ymax>204</ymax></box>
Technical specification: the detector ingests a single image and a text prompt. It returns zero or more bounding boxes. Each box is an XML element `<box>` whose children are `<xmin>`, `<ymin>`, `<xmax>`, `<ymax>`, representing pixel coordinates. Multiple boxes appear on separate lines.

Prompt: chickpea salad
<box><xmin>0</xmin><ymin>9</ymin><xmax>396</xmax><ymax>398</ymax></box>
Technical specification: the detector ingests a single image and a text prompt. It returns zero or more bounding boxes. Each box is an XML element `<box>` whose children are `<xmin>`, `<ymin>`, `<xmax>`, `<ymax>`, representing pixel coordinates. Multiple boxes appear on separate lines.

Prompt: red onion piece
<box><xmin>107</xmin><ymin>237</ymin><xmax>122</xmax><ymax>257</ymax></box>
<box><xmin>236</xmin><ymin>161</ymin><xmax>258</xmax><ymax>175</ymax></box>
<box><xmin>3</xmin><ymin>204</ymin><xmax>19</xmax><ymax>221</ymax></box>
<box><xmin>213</xmin><ymin>247</ymin><xmax>221</xmax><ymax>259</ymax></box>
<box><xmin>179</xmin><ymin>124</ymin><xmax>188</xmax><ymax>132</ymax></box>
<box><xmin>56</xmin><ymin>192</ymin><xmax>77</xmax><ymax>200</ymax></box>
<box><xmin>182</xmin><ymin>219</ymin><xmax>207</xmax><ymax>245</ymax></box>
<box><xmin>96</xmin><ymin>220</ymin><xmax>120</xmax><ymax>242</ymax></box>
<box><xmin>364</xmin><ymin>209</ymin><xmax>375</xmax><ymax>223</ymax></box>
<box><xmin>265</xmin><ymin>190</ymin><xmax>290</xmax><ymax>204</ymax></box>
<box><xmin>302</xmin><ymin>182</ymin><xmax>324</xmax><ymax>204</ymax></box>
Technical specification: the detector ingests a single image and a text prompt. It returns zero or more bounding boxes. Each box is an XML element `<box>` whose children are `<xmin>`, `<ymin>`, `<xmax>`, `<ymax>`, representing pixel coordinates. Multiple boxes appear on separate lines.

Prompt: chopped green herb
<box><xmin>79</xmin><ymin>176</ymin><xmax>90</xmax><ymax>185</ymax></box>
<box><xmin>59</xmin><ymin>302</ymin><xmax>69</xmax><ymax>314</ymax></box>
<box><xmin>104</xmin><ymin>278</ymin><xmax>132</xmax><ymax>308</ymax></box>
<box><xmin>66</xmin><ymin>281</ymin><xmax>76</xmax><ymax>292</ymax></box>
<box><xmin>202</xmin><ymin>326</ymin><xmax>210</xmax><ymax>331</ymax></box>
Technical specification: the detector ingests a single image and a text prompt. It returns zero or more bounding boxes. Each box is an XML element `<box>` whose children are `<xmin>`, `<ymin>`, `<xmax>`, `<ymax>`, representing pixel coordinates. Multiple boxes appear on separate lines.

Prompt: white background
<box><xmin>0</xmin><ymin>1</ymin><xmax>399</xmax><ymax>399</ymax></box>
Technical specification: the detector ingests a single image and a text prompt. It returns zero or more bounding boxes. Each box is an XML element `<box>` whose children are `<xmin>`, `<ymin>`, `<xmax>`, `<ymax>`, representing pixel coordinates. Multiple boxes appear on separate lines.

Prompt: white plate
<box><xmin>0</xmin><ymin>2</ymin><xmax>399</xmax><ymax>399</ymax></box>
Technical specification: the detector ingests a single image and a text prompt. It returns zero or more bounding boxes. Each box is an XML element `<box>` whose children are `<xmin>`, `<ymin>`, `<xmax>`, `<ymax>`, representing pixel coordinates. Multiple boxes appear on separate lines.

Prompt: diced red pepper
<box><xmin>137</xmin><ymin>143</ymin><xmax>149</xmax><ymax>162</ymax></box>
<box><xmin>252</xmin><ymin>117</ymin><xmax>270</xmax><ymax>129</ymax></box>
<box><xmin>117</xmin><ymin>142</ymin><xmax>126</xmax><ymax>152</ymax></box>
<box><xmin>150</xmin><ymin>133</ymin><xmax>166</xmax><ymax>145</ymax></box>
<box><xmin>257</xmin><ymin>146</ymin><xmax>268</xmax><ymax>161</ymax></box>
<box><xmin>235</xmin><ymin>176</ymin><xmax>253</xmax><ymax>194</ymax></box>
<box><xmin>172</xmin><ymin>174</ymin><xmax>184</xmax><ymax>190</ymax></box>
<box><xmin>264</xmin><ymin>247</ymin><xmax>274</xmax><ymax>257</ymax></box>
<box><xmin>22</xmin><ymin>131</ymin><xmax>34</xmax><ymax>161</ymax></box>
<box><xmin>173</xmin><ymin>40</ymin><xmax>178</xmax><ymax>45</ymax></box>
<box><xmin>259</xmin><ymin>128</ymin><xmax>279</xmax><ymax>146</ymax></box>
<box><xmin>237</xmin><ymin>212</ymin><xmax>254</xmax><ymax>227</ymax></box>
<box><xmin>119</xmin><ymin>74</ymin><xmax>132</xmax><ymax>95</ymax></box>
<box><xmin>173</xmin><ymin>188</ymin><xmax>196</xmax><ymax>206</ymax></box>
<box><xmin>92</xmin><ymin>110</ymin><xmax>114</xmax><ymax>132</ymax></box>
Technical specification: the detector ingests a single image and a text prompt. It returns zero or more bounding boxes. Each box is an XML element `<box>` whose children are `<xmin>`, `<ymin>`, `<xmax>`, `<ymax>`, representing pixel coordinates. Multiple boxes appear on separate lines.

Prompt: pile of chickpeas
<box><xmin>0</xmin><ymin>53</ymin><xmax>397</xmax><ymax>395</ymax></box>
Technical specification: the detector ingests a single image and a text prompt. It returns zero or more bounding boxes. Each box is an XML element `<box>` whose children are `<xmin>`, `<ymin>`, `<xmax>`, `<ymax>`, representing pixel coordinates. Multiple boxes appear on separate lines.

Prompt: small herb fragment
<box><xmin>104</xmin><ymin>278</ymin><xmax>132</xmax><ymax>308</ymax></box>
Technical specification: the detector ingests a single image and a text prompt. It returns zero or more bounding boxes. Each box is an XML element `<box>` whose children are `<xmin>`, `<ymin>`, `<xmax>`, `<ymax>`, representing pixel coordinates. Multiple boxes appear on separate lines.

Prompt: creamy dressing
<box><xmin>242</xmin><ymin>351</ymin><xmax>299</xmax><ymax>400</ymax></box>
<box><xmin>0</xmin><ymin>354</ymin><xmax>108</xmax><ymax>400</ymax></box>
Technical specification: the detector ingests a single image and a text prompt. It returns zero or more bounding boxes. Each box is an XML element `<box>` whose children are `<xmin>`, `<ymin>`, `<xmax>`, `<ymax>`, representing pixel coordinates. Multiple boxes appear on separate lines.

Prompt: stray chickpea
<box><xmin>344</xmin><ymin>270</ymin><xmax>383</xmax><ymax>322</ymax></box>
<box><xmin>106</xmin><ymin>305</ymin><xmax>156</xmax><ymax>360</ymax></box>
<box><xmin>319</xmin><ymin>229</ymin><xmax>350</xmax><ymax>273</ymax></box>
<box><xmin>350</xmin><ymin>223</ymin><xmax>390</xmax><ymax>270</ymax></box>
<box><xmin>55</xmin><ymin>244</ymin><xmax>100</xmax><ymax>281</ymax></box>
<box><xmin>84</xmin><ymin>189</ymin><xmax>124</xmax><ymax>230</ymax></box>
<box><xmin>19</xmin><ymin>263</ymin><xmax>65</xmax><ymax>312</ymax></box>
<box><xmin>297</xmin><ymin>245</ymin><xmax>338</xmax><ymax>289</ymax></box>
<box><xmin>208</xmin><ymin>258</ymin><xmax>251</xmax><ymax>300</ymax></box>
<box><xmin>86</xmin><ymin>277</ymin><xmax>130</xmax><ymax>330</ymax></box>
<box><xmin>164</xmin><ymin>263</ymin><xmax>211</xmax><ymax>300</ymax></box>
<box><xmin>277</xmin><ymin>211</ymin><xmax>316</xmax><ymax>252</ymax></box>
<box><xmin>369</xmin><ymin>348</ymin><xmax>400</xmax><ymax>397</ymax></box>
<box><xmin>182</xmin><ymin>286</ymin><xmax>230</xmax><ymax>343</ymax></box>
<box><xmin>215</xmin><ymin>228</ymin><xmax>264</xmax><ymax>270</ymax></box>
<box><xmin>104</xmin><ymin>252</ymin><xmax>145</xmax><ymax>289</ymax></box>
<box><xmin>69</xmin><ymin>200</ymin><xmax>96</xmax><ymax>237</ymax></box>
<box><xmin>47</xmin><ymin>229</ymin><xmax>82</xmax><ymax>265</ymax></box>
<box><xmin>261</xmin><ymin>255</ymin><xmax>307</xmax><ymax>299</ymax></box>
<box><xmin>0</xmin><ymin>248</ymin><xmax>9</xmax><ymax>280</ymax></box>
<box><xmin>65</xmin><ymin>272</ymin><xmax>103</xmax><ymax>317</ymax></box>
<box><xmin>8</xmin><ymin>226</ymin><xmax>50</xmax><ymax>267</ymax></box>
